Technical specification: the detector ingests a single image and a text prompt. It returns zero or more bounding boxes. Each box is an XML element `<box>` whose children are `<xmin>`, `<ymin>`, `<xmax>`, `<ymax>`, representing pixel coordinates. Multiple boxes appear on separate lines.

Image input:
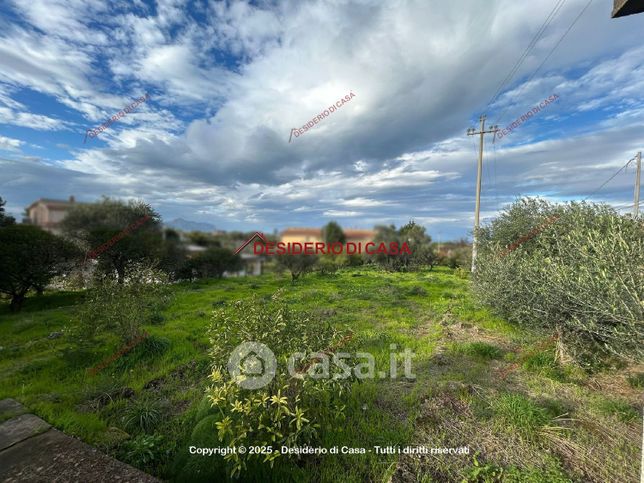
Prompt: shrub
<box><xmin>178</xmin><ymin>247</ymin><xmax>241</xmax><ymax>280</ymax></box>
<box><xmin>276</xmin><ymin>253</ymin><xmax>317</xmax><ymax>282</ymax></box>
<box><xmin>205</xmin><ymin>292</ymin><xmax>353</xmax><ymax>476</ymax></box>
<box><xmin>474</xmin><ymin>198</ymin><xmax>643</xmax><ymax>363</ymax></box>
<box><xmin>75</xmin><ymin>263</ymin><xmax>171</xmax><ymax>344</ymax></box>
<box><xmin>372</xmin><ymin>221</ymin><xmax>436</xmax><ymax>271</ymax></box>
<box><xmin>122</xmin><ymin>398</ymin><xmax>163</xmax><ymax>433</ymax></box>
<box><xmin>317</xmin><ymin>254</ymin><xmax>343</xmax><ymax>275</ymax></box>
<box><xmin>436</xmin><ymin>240</ymin><xmax>472</xmax><ymax>269</ymax></box>
<box><xmin>122</xmin><ymin>434</ymin><xmax>164</xmax><ymax>468</ymax></box>
<box><xmin>407</xmin><ymin>286</ymin><xmax>427</xmax><ymax>297</ymax></box>
<box><xmin>0</xmin><ymin>225</ymin><xmax>80</xmax><ymax>311</ymax></box>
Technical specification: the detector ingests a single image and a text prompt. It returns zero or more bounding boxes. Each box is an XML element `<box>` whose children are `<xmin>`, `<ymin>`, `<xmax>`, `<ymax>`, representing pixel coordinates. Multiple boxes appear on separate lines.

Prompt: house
<box><xmin>280</xmin><ymin>227</ymin><xmax>375</xmax><ymax>244</ymax></box>
<box><xmin>25</xmin><ymin>196</ymin><xmax>78</xmax><ymax>234</ymax></box>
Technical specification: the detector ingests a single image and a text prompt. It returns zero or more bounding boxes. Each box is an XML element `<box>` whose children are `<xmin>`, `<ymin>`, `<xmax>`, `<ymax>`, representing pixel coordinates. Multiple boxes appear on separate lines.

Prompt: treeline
<box><xmin>0</xmin><ymin>197</ymin><xmax>245</xmax><ymax>312</ymax></box>
<box><xmin>273</xmin><ymin>220</ymin><xmax>441</xmax><ymax>281</ymax></box>
<box><xmin>0</xmin><ymin>195</ymin><xmax>465</xmax><ymax>311</ymax></box>
<box><xmin>474</xmin><ymin>198</ymin><xmax>643</xmax><ymax>364</ymax></box>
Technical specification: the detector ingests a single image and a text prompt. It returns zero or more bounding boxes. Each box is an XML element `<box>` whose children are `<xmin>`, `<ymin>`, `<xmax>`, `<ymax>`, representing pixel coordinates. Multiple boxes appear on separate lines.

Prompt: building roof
<box><xmin>26</xmin><ymin>197</ymin><xmax>77</xmax><ymax>211</ymax></box>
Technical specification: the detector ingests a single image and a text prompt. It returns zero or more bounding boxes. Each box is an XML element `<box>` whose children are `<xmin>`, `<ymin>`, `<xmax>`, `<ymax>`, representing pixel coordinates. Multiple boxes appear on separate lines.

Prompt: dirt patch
<box><xmin>585</xmin><ymin>364</ymin><xmax>644</xmax><ymax>406</ymax></box>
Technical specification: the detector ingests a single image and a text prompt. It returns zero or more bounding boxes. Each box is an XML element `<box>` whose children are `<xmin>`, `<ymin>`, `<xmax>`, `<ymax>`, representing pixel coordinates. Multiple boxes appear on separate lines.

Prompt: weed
<box><xmin>452</xmin><ymin>342</ymin><xmax>503</xmax><ymax>360</ymax></box>
<box><xmin>595</xmin><ymin>398</ymin><xmax>639</xmax><ymax>423</ymax></box>
<box><xmin>123</xmin><ymin>434</ymin><xmax>164</xmax><ymax>468</ymax></box>
<box><xmin>490</xmin><ymin>393</ymin><xmax>549</xmax><ymax>439</ymax></box>
<box><xmin>626</xmin><ymin>372</ymin><xmax>644</xmax><ymax>389</ymax></box>
<box><xmin>122</xmin><ymin>398</ymin><xmax>163</xmax><ymax>433</ymax></box>
<box><xmin>521</xmin><ymin>350</ymin><xmax>566</xmax><ymax>381</ymax></box>
<box><xmin>407</xmin><ymin>286</ymin><xmax>427</xmax><ymax>296</ymax></box>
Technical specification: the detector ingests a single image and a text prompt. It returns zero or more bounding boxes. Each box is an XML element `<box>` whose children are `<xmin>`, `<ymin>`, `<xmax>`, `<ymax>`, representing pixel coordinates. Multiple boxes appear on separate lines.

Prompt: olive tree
<box><xmin>0</xmin><ymin>225</ymin><xmax>80</xmax><ymax>311</ymax></box>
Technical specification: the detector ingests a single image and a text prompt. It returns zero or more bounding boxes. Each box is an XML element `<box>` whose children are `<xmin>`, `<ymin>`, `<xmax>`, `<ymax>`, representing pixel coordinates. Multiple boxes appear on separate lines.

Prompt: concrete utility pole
<box><xmin>467</xmin><ymin>115</ymin><xmax>498</xmax><ymax>273</ymax></box>
<box><xmin>634</xmin><ymin>151</ymin><xmax>641</xmax><ymax>218</ymax></box>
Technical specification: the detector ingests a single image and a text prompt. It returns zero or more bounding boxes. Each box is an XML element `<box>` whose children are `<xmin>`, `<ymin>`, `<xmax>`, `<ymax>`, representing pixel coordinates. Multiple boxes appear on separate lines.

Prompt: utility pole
<box><xmin>634</xmin><ymin>151</ymin><xmax>641</xmax><ymax>218</ymax></box>
<box><xmin>467</xmin><ymin>115</ymin><xmax>498</xmax><ymax>273</ymax></box>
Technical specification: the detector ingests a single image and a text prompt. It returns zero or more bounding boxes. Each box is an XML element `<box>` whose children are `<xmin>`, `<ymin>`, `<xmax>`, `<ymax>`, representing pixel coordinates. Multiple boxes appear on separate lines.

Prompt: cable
<box><xmin>486</xmin><ymin>0</ymin><xmax>567</xmax><ymax>110</ymax></box>
<box><xmin>493</xmin><ymin>0</ymin><xmax>594</xmax><ymax>127</ymax></box>
<box><xmin>583</xmin><ymin>156</ymin><xmax>635</xmax><ymax>201</ymax></box>
<box><xmin>614</xmin><ymin>203</ymin><xmax>635</xmax><ymax>211</ymax></box>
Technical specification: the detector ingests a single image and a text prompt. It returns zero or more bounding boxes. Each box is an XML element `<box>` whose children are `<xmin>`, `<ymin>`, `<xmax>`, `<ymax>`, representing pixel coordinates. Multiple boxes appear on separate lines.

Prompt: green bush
<box><xmin>276</xmin><ymin>254</ymin><xmax>318</xmax><ymax>282</ymax></box>
<box><xmin>122</xmin><ymin>434</ymin><xmax>164</xmax><ymax>468</ymax></box>
<box><xmin>372</xmin><ymin>221</ymin><xmax>436</xmax><ymax>271</ymax></box>
<box><xmin>75</xmin><ymin>263</ymin><xmax>171</xmax><ymax>344</ymax></box>
<box><xmin>178</xmin><ymin>247</ymin><xmax>242</xmax><ymax>280</ymax></box>
<box><xmin>474</xmin><ymin>198</ymin><xmax>643</xmax><ymax>363</ymax></box>
<box><xmin>205</xmin><ymin>291</ymin><xmax>353</xmax><ymax>476</ymax></box>
<box><xmin>317</xmin><ymin>254</ymin><xmax>342</xmax><ymax>275</ymax></box>
<box><xmin>0</xmin><ymin>224</ymin><xmax>80</xmax><ymax>311</ymax></box>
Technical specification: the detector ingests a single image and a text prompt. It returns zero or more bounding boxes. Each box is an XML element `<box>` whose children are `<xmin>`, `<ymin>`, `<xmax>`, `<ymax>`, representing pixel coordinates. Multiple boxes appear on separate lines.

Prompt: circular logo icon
<box><xmin>227</xmin><ymin>341</ymin><xmax>276</xmax><ymax>389</ymax></box>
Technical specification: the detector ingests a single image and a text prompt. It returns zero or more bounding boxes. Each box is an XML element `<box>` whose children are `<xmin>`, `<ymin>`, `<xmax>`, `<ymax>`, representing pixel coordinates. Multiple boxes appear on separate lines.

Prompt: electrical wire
<box><xmin>493</xmin><ymin>0</ymin><xmax>594</xmax><ymax>128</ymax></box>
<box><xmin>486</xmin><ymin>0</ymin><xmax>567</xmax><ymax>110</ymax></box>
<box><xmin>582</xmin><ymin>156</ymin><xmax>635</xmax><ymax>201</ymax></box>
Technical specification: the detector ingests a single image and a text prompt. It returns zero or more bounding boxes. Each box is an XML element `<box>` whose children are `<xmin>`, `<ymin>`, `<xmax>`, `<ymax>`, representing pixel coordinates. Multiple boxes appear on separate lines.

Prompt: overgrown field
<box><xmin>0</xmin><ymin>267</ymin><xmax>641</xmax><ymax>482</ymax></box>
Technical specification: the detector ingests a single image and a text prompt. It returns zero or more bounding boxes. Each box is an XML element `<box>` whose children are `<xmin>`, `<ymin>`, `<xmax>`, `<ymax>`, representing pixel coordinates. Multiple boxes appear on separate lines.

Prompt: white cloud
<box><xmin>1</xmin><ymin>0</ymin><xmax>643</xmax><ymax>238</ymax></box>
<box><xmin>0</xmin><ymin>135</ymin><xmax>24</xmax><ymax>150</ymax></box>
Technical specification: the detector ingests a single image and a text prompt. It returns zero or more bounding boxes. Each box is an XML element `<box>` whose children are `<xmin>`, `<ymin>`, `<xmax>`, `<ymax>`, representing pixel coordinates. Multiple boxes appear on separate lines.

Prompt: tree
<box><xmin>61</xmin><ymin>198</ymin><xmax>163</xmax><ymax>283</ymax></box>
<box><xmin>0</xmin><ymin>197</ymin><xmax>16</xmax><ymax>227</ymax></box>
<box><xmin>319</xmin><ymin>221</ymin><xmax>347</xmax><ymax>273</ymax></box>
<box><xmin>399</xmin><ymin>220</ymin><xmax>436</xmax><ymax>270</ymax></box>
<box><xmin>0</xmin><ymin>225</ymin><xmax>80</xmax><ymax>311</ymax></box>
<box><xmin>276</xmin><ymin>254</ymin><xmax>318</xmax><ymax>282</ymax></box>
<box><xmin>322</xmin><ymin>221</ymin><xmax>346</xmax><ymax>244</ymax></box>
<box><xmin>372</xmin><ymin>221</ymin><xmax>435</xmax><ymax>271</ymax></box>
<box><xmin>179</xmin><ymin>247</ymin><xmax>242</xmax><ymax>280</ymax></box>
<box><xmin>474</xmin><ymin>198</ymin><xmax>643</xmax><ymax>362</ymax></box>
<box><xmin>159</xmin><ymin>229</ymin><xmax>188</xmax><ymax>280</ymax></box>
<box><xmin>76</xmin><ymin>263</ymin><xmax>170</xmax><ymax>344</ymax></box>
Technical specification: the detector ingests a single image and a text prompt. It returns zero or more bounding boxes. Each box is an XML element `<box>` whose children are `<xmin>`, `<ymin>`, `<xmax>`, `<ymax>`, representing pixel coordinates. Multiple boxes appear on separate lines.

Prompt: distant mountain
<box><xmin>165</xmin><ymin>218</ymin><xmax>216</xmax><ymax>232</ymax></box>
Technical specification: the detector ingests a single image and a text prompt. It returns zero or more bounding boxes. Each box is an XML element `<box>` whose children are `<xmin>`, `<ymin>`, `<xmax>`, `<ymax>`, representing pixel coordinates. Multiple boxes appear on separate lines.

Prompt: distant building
<box><xmin>25</xmin><ymin>196</ymin><xmax>78</xmax><ymax>234</ymax></box>
<box><xmin>280</xmin><ymin>227</ymin><xmax>375</xmax><ymax>244</ymax></box>
<box><xmin>235</xmin><ymin>253</ymin><xmax>263</xmax><ymax>276</ymax></box>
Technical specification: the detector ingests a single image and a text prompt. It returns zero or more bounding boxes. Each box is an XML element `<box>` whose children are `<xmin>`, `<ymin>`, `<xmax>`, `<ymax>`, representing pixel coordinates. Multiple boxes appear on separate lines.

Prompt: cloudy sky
<box><xmin>0</xmin><ymin>0</ymin><xmax>642</xmax><ymax>239</ymax></box>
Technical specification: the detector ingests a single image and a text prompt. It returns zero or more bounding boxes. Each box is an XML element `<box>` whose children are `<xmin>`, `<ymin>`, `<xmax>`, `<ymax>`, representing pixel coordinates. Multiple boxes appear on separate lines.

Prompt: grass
<box><xmin>0</xmin><ymin>266</ymin><xmax>641</xmax><ymax>482</ymax></box>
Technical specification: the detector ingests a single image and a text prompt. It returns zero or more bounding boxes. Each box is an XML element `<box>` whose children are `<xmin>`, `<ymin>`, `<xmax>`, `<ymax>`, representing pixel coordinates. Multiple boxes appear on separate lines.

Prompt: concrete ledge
<box><xmin>0</xmin><ymin>414</ymin><xmax>51</xmax><ymax>451</ymax></box>
<box><xmin>0</xmin><ymin>399</ymin><xmax>159</xmax><ymax>482</ymax></box>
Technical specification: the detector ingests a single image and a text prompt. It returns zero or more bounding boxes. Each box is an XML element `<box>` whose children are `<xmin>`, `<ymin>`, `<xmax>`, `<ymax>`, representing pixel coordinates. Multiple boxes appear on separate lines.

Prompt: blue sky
<box><xmin>0</xmin><ymin>0</ymin><xmax>643</xmax><ymax>239</ymax></box>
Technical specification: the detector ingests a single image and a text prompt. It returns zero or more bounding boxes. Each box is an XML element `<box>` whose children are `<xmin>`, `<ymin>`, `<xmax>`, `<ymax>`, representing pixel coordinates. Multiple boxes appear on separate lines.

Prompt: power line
<box><xmin>486</xmin><ymin>0</ymin><xmax>567</xmax><ymax>110</ymax></box>
<box><xmin>493</xmin><ymin>0</ymin><xmax>594</xmax><ymax>127</ymax></box>
<box><xmin>583</xmin><ymin>156</ymin><xmax>635</xmax><ymax>201</ymax></box>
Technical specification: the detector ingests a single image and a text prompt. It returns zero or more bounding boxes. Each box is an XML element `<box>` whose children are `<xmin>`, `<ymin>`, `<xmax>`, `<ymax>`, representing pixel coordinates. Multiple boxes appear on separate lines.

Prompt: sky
<box><xmin>0</xmin><ymin>0</ymin><xmax>643</xmax><ymax>240</ymax></box>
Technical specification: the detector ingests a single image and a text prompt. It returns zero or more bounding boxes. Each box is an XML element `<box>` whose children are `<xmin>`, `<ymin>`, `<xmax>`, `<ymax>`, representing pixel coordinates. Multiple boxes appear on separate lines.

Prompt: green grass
<box><xmin>450</xmin><ymin>341</ymin><xmax>504</xmax><ymax>360</ymax></box>
<box><xmin>594</xmin><ymin>398</ymin><xmax>640</xmax><ymax>423</ymax></box>
<box><xmin>0</xmin><ymin>266</ymin><xmax>641</xmax><ymax>482</ymax></box>
<box><xmin>489</xmin><ymin>393</ymin><xmax>551</xmax><ymax>439</ymax></box>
